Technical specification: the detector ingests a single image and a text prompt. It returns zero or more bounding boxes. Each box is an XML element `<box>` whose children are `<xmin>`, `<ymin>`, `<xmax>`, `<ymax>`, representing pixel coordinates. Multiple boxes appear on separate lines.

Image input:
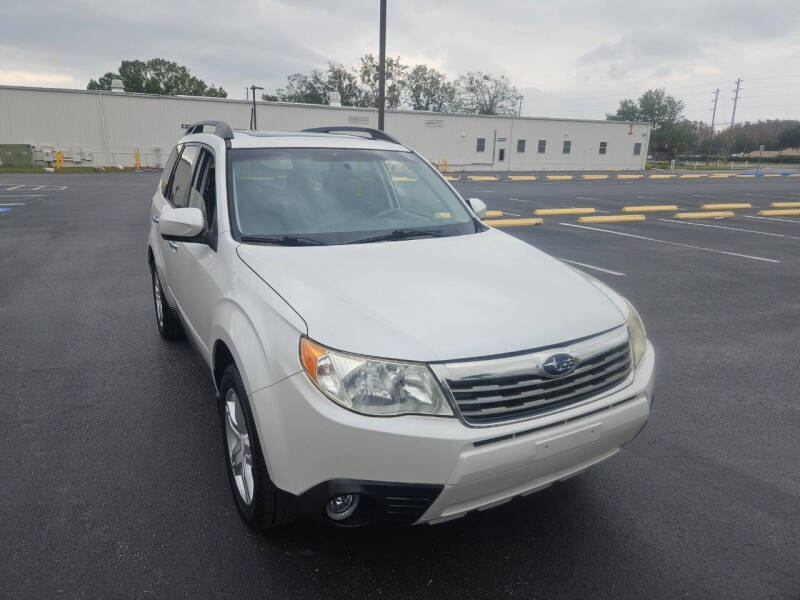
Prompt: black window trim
<box><xmin>516</xmin><ymin>139</ymin><xmax>526</xmax><ymax>153</ymax></box>
<box><xmin>166</xmin><ymin>142</ymin><xmax>219</xmax><ymax>250</ymax></box>
<box><xmin>476</xmin><ymin>137</ymin><xmax>486</xmax><ymax>153</ymax></box>
<box><xmin>160</xmin><ymin>143</ymin><xmax>183</xmax><ymax>200</ymax></box>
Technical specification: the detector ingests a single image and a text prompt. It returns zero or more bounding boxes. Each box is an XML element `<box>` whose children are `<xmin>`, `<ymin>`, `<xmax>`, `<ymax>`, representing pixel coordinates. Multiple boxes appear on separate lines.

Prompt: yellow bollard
<box><xmin>135</xmin><ymin>151</ymin><xmax>141</xmax><ymax>170</ymax></box>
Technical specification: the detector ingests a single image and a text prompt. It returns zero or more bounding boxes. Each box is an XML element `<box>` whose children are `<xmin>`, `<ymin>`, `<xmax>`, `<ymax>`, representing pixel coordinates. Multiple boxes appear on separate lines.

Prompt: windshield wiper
<box><xmin>346</xmin><ymin>228</ymin><xmax>444</xmax><ymax>244</ymax></box>
<box><xmin>240</xmin><ymin>235</ymin><xmax>327</xmax><ymax>246</ymax></box>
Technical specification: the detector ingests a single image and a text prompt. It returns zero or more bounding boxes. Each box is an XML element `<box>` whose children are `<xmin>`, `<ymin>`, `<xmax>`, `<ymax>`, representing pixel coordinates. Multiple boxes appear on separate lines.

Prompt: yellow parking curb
<box><xmin>617</xmin><ymin>174</ymin><xmax>644</xmax><ymax>179</ymax></box>
<box><xmin>763</xmin><ymin>174</ymin><xmax>782</xmax><ymax>178</ymax></box>
<box><xmin>770</xmin><ymin>202</ymin><xmax>800</xmax><ymax>208</ymax></box>
<box><xmin>582</xmin><ymin>174</ymin><xmax>609</xmax><ymax>180</ymax></box>
<box><xmin>484</xmin><ymin>218</ymin><xmax>544</xmax><ymax>227</ymax></box>
<box><xmin>508</xmin><ymin>175</ymin><xmax>537</xmax><ymax>181</ymax></box>
<box><xmin>621</xmin><ymin>205</ymin><xmax>678</xmax><ymax>212</ymax></box>
<box><xmin>757</xmin><ymin>209</ymin><xmax>800</xmax><ymax>216</ymax></box>
<box><xmin>578</xmin><ymin>214</ymin><xmax>645</xmax><ymax>223</ymax></box>
<box><xmin>679</xmin><ymin>174</ymin><xmax>706</xmax><ymax>178</ymax></box>
<box><xmin>546</xmin><ymin>175</ymin><xmax>574</xmax><ymax>180</ymax></box>
<box><xmin>710</xmin><ymin>173</ymin><xmax>735</xmax><ymax>178</ymax></box>
<box><xmin>467</xmin><ymin>175</ymin><xmax>498</xmax><ymax>181</ymax></box>
<box><xmin>445</xmin><ymin>176</ymin><xmax>459</xmax><ymax>181</ymax></box>
<box><xmin>648</xmin><ymin>174</ymin><xmax>676</xmax><ymax>179</ymax></box>
<box><xmin>534</xmin><ymin>207</ymin><xmax>596</xmax><ymax>216</ymax></box>
<box><xmin>673</xmin><ymin>211</ymin><xmax>735</xmax><ymax>219</ymax></box>
<box><xmin>736</xmin><ymin>174</ymin><xmax>756</xmax><ymax>178</ymax></box>
<box><xmin>701</xmin><ymin>203</ymin><xmax>752</xmax><ymax>210</ymax></box>
<box><xmin>484</xmin><ymin>210</ymin><xmax>504</xmax><ymax>218</ymax></box>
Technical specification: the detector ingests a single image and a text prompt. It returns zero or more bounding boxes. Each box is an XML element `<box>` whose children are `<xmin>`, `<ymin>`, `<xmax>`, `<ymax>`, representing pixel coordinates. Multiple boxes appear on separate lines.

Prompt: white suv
<box><xmin>148</xmin><ymin>121</ymin><xmax>654</xmax><ymax>529</ymax></box>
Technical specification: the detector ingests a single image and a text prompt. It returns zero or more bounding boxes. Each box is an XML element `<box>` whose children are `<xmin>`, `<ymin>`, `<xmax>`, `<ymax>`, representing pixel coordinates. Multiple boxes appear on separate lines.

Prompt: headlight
<box><xmin>625</xmin><ymin>300</ymin><xmax>647</xmax><ymax>368</ymax></box>
<box><xmin>300</xmin><ymin>337</ymin><xmax>453</xmax><ymax>417</ymax></box>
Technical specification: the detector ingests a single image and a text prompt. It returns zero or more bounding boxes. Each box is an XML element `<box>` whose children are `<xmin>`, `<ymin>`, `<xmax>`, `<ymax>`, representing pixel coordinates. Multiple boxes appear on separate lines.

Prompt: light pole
<box><xmin>250</xmin><ymin>85</ymin><xmax>264</xmax><ymax>129</ymax></box>
<box><xmin>378</xmin><ymin>0</ymin><xmax>386</xmax><ymax>131</ymax></box>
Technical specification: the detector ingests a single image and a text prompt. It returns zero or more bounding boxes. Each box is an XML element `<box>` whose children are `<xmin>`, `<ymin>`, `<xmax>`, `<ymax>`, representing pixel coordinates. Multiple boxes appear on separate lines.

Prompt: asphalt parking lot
<box><xmin>1</xmin><ymin>172</ymin><xmax>799</xmax><ymax>599</ymax></box>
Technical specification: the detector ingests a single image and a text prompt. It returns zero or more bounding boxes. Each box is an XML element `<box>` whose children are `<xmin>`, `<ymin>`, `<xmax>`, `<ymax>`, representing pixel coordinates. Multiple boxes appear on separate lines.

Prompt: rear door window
<box><xmin>167</xmin><ymin>145</ymin><xmax>201</xmax><ymax>207</ymax></box>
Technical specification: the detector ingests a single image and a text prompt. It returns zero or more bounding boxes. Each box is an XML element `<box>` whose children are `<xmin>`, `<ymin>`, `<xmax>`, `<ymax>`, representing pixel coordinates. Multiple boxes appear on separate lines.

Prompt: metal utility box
<box><xmin>0</xmin><ymin>144</ymin><xmax>35</xmax><ymax>167</ymax></box>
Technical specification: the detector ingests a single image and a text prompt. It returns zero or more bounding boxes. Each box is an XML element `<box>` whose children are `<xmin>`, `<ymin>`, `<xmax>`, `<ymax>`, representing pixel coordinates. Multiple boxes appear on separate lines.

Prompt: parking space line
<box><xmin>0</xmin><ymin>203</ymin><xmax>27</xmax><ymax>206</ymax></box>
<box><xmin>0</xmin><ymin>194</ymin><xmax>47</xmax><ymax>198</ymax></box>
<box><xmin>578</xmin><ymin>214</ymin><xmax>645</xmax><ymax>223</ymax></box>
<box><xmin>745</xmin><ymin>215</ymin><xmax>800</xmax><ymax>224</ymax></box>
<box><xmin>622</xmin><ymin>205</ymin><xmax>677</xmax><ymax>212</ymax></box>
<box><xmin>558</xmin><ymin>258</ymin><xmax>625</xmax><ymax>276</ymax></box>
<box><xmin>659</xmin><ymin>219</ymin><xmax>800</xmax><ymax>240</ymax></box>
<box><xmin>560</xmin><ymin>223</ymin><xmax>781</xmax><ymax>263</ymax></box>
<box><xmin>535</xmin><ymin>207</ymin><xmax>595</xmax><ymax>215</ymax></box>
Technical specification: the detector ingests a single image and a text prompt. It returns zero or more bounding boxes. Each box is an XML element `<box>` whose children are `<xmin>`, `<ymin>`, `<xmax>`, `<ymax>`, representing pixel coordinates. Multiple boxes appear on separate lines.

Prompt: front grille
<box><xmin>446</xmin><ymin>342</ymin><xmax>631</xmax><ymax>426</ymax></box>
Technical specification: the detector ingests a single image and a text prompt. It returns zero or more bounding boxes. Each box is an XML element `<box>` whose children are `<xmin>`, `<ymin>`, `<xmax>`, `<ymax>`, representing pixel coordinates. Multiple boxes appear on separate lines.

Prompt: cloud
<box><xmin>0</xmin><ymin>70</ymin><xmax>77</xmax><ymax>87</ymax></box>
<box><xmin>0</xmin><ymin>0</ymin><xmax>797</xmax><ymax>121</ymax></box>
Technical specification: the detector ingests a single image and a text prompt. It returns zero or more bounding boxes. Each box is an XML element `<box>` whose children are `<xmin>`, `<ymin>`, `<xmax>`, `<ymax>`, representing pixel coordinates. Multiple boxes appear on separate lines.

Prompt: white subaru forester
<box><xmin>148</xmin><ymin>121</ymin><xmax>654</xmax><ymax>529</ymax></box>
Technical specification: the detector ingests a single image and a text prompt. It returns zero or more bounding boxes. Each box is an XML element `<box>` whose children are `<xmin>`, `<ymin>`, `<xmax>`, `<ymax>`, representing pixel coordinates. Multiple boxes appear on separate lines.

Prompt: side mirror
<box><xmin>159</xmin><ymin>207</ymin><xmax>204</xmax><ymax>240</ymax></box>
<box><xmin>467</xmin><ymin>197</ymin><xmax>487</xmax><ymax>219</ymax></box>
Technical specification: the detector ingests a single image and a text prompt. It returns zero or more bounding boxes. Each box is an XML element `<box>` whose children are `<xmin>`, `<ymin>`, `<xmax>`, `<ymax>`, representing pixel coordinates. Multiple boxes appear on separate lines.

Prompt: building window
<box><xmin>537</xmin><ymin>139</ymin><xmax>546</xmax><ymax>153</ymax></box>
<box><xmin>516</xmin><ymin>139</ymin><xmax>526</xmax><ymax>153</ymax></box>
<box><xmin>633</xmin><ymin>142</ymin><xmax>642</xmax><ymax>155</ymax></box>
<box><xmin>599</xmin><ymin>141</ymin><xmax>607</xmax><ymax>155</ymax></box>
<box><xmin>476</xmin><ymin>138</ymin><xmax>486</xmax><ymax>152</ymax></box>
<box><xmin>562</xmin><ymin>140</ymin><xmax>571</xmax><ymax>154</ymax></box>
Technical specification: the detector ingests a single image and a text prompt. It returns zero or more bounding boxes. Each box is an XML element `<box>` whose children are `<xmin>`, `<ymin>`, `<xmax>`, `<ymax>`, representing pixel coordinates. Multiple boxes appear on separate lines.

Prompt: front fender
<box><xmin>210</xmin><ymin>272</ymin><xmax>307</xmax><ymax>395</ymax></box>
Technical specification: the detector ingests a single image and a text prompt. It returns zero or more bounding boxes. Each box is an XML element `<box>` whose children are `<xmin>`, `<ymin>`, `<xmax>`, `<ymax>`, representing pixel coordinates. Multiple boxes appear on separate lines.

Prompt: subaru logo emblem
<box><xmin>542</xmin><ymin>353</ymin><xmax>576</xmax><ymax>377</ymax></box>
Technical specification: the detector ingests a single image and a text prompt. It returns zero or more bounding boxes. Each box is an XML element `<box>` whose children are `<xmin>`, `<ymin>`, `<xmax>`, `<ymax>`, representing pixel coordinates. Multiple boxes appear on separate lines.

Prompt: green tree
<box><xmin>405</xmin><ymin>65</ymin><xmax>456</xmax><ymax>112</ymax></box>
<box><xmin>87</xmin><ymin>72</ymin><xmax>118</xmax><ymax>91</ymax></box>
<box><xmin>358</xmin><ymin>54</ymin><xmax>407</xmax><ymax>109</ymax></box>
<box><xmin>454</xmin><ymin>72</ymin><xmax>521</xmax><ymax>115</ymax></box>
<box><xmin>276</xmin><ymin>69</ymin><xmax>330</xmax><ymax>104</ymax></box>
<box><xmin>326</xmin><ymin>63</ymin><xmax>362</xmax><ymax>106</ymax></box>
<box><xmin>608</xmin><ymin>89</ymin><xmax>687</xmax><ymax>156</ymax></box>
<box><xmin>86</xmin><ymin>59</ymin><xmax>227</xmax><ymax>97</ymax></box>
<box><xmin>777</xmin><ymin>124</ymin><xmax>800</xmax><ymax>148</ymax></box>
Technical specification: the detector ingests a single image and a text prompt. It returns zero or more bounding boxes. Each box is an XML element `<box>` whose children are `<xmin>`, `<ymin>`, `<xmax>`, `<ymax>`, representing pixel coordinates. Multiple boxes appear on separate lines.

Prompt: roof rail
<box><xmin>184</xmin><ymin>120</ymin><xmax>234</xmax><ymax>141</ymax></box>
<box><xmin>301</xmin><ymin>126</ymin><xmax>401</xmax><ymax>145</ymax></box>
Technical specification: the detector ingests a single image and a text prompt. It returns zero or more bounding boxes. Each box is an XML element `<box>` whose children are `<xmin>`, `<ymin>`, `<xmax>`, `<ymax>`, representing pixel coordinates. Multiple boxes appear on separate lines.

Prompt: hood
<box><xmin>237</xmin><ymin>229</ymin><xmax>625</xmax><ymax>362</ymax></box>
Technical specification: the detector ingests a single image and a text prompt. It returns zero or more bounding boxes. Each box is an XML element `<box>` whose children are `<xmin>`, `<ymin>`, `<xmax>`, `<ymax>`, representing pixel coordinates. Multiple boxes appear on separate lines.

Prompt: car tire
<box><xmin>218</xmin><ymin>364</ymin><xmax>293</xmax><ymax>530</ymax></box>
<box><xmin>150</xmin><ymin>266</ymin><xmax>183</xmax><ymax>340</ymax></box>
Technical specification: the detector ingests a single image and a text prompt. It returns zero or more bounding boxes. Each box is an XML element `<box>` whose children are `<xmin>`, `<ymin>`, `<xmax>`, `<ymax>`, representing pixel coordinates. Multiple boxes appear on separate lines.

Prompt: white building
<box><xmin>0</xmin><ymin>84</ymin><xmax>651</xmax><ymax>171</ymax></box>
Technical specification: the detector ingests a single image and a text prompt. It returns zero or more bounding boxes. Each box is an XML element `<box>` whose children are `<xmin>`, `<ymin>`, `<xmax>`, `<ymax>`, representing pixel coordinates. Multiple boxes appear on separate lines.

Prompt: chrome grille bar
<box><xmin>431</xmin><ymin>326</ymin><xmax>633</xmax><ymax>426</ymax></box>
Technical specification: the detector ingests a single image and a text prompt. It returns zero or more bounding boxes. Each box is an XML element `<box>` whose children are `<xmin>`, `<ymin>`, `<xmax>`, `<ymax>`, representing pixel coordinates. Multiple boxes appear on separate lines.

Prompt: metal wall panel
<box><xmin>0</xmin><ymin>85</ymin><xmax>650</xmax><ymax>171</ymax></box>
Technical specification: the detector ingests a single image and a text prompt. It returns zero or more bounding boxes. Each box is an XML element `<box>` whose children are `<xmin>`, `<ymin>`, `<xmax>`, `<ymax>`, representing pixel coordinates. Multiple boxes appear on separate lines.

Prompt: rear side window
<box><xmin>159</xmin><ymin>145</ymin><xmax>182</xmax><ymax>196</ymax></box>
<box><xmin>168</xmin><ymin>145</ymin><xmax>201</xmax><ymax>207</ymax></box>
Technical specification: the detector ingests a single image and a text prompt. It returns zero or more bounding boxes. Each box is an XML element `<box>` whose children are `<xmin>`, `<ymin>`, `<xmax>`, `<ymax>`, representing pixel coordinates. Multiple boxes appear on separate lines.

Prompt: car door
<box><xmin>162</xmin><ymin>146</ymin><xmax>220</xmax><ymax>360</ymax></box>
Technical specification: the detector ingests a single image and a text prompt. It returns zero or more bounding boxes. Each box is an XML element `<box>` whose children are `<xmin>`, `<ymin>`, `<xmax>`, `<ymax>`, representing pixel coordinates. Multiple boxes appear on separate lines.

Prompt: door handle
<box><xmin>168</xmin><ymin>241</ymin><xmax>179</xmax><ymax>250</ymax></box>
<box><xmin>152</xmin><ymin>215</ymin><xmax>160</xmax><ymax>223</ymax></box>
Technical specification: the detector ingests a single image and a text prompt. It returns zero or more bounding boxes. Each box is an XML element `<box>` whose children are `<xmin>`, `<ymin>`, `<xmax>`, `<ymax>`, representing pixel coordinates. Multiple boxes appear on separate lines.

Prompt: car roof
<box><xmin>183</xmin><ymin>129</ymin><xmax>410</xmax><ymax>152</ymax></box>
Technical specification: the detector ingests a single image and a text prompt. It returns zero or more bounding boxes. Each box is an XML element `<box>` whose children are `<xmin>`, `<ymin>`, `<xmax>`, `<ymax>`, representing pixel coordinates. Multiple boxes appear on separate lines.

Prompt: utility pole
<box><xmin>377</xmin><ymin>0</ymin><xmax>387</xmax><ymax>131</ymax></box>
<box><xmin>707</xmin><ymin>88</ymin><xmax>719</xmax><ymax>165</ymax></box>
<box><xmin>730</xmin><ymin>78</ymin><xmax>741</xmax><ymax>130</ymax></box>
<box><xmin>250</xmin><ymin>85</ymin><xmax>264</xmax><ymax>130</ymax></box>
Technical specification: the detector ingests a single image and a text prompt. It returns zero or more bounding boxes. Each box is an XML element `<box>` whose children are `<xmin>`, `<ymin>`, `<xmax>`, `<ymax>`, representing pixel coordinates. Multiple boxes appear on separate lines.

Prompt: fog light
<box><xmin>326</xmin><ymin>494</ymin><xmax>359</xmax><ymax>521</ymax></box>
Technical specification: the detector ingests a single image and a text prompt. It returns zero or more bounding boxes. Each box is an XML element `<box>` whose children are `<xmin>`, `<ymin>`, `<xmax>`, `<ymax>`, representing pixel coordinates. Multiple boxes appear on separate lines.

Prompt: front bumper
<box><xmin>249</xmin><ymin>341</ymin><xmax>654</xmax><ymax>525</ymax></box>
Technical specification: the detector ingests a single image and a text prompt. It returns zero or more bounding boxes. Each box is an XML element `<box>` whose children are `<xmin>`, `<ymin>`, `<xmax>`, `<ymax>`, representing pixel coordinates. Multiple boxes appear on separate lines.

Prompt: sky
<box><xmin>1</xmin><ymin>0</ymin><xmax>799</xmax><ymax>127</ymax></box>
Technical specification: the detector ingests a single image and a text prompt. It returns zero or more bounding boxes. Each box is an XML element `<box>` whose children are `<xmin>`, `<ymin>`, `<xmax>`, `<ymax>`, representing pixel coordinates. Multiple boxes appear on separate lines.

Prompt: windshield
<box><xmin>228</xmin><ymin>147</ymin><xmax>479</xmax><ymax>244</ymax></box>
